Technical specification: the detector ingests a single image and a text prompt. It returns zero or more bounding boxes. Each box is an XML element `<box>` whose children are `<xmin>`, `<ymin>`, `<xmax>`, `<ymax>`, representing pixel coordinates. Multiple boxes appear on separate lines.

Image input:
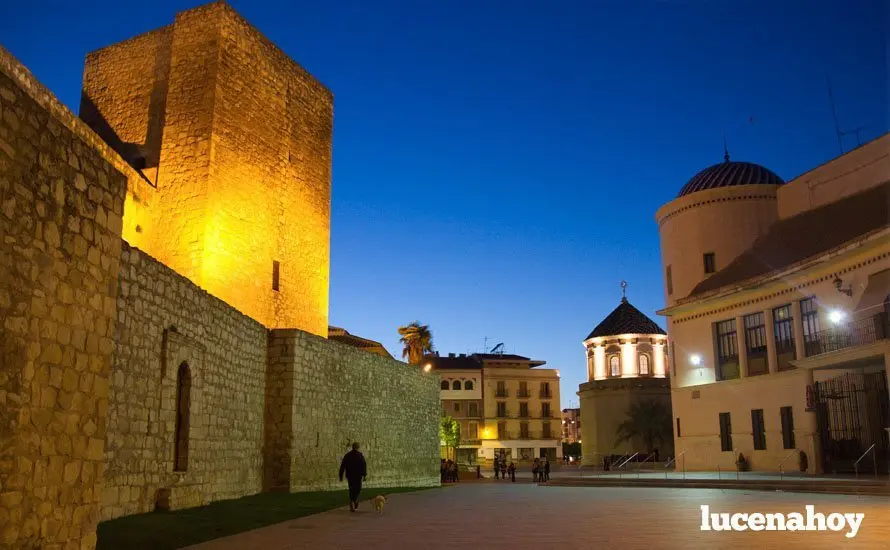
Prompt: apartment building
<box><xmin>430</xmin><ymin>352</ymin><xmax>562</xmax><ymax>463</ymax></box>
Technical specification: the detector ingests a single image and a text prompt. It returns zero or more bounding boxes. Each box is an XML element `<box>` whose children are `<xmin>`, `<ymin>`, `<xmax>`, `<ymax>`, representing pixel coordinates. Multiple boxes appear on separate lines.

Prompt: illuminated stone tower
<box><xmin>80</xmin><ymin>1</ymin><xmax>332</xmax><ymax>335</ymax></box>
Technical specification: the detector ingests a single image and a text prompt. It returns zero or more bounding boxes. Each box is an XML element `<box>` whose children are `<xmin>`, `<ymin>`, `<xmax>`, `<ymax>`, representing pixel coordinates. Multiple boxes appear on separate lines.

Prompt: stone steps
<box><xmin>545</xmin><ymin>477</ymin><xmax>890</xmax><ymax>496</ymax></box>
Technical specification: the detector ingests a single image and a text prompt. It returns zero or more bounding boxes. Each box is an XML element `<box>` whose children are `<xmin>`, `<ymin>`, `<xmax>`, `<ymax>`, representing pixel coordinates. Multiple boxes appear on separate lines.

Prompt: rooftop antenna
<box><xmin>826</xmin><ymin>78</ymin><xmax>844</xmax><ymax>155</ymax></box>
<box><xmin>620</xmin><ymin>280</ymin><xmax>628</xmax><ymax>303</ymax></box>
<box><xmin>483</xmin><ymin>336</ymin><xmax>489</xmax><ymax>354</ymax></box>
<box><xmin>723</xmin><ymin>135</ymin><xmax>730</xmax><ymax>162</ymax></box>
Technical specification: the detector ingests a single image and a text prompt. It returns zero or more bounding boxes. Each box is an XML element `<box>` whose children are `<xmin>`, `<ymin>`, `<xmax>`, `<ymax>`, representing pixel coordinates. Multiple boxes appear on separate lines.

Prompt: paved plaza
<box><xmin>187</xmin><ymin>484</ymin><xmax>889</xmax><ymax>549</ymax></box>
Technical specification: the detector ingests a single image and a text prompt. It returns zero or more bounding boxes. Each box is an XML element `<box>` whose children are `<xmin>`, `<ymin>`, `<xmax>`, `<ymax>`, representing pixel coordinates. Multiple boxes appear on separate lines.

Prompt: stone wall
<box><xmin>102</xmin><ymin>244</ymin><xmax>267</xmax><ymax>520</ymax></box>
<box><xmin>267</xmin><ymin>330</ymin><xmax>441</xmax><ymax>491</ymax></box>
<box><xmin>0</xmin><ymin>50</ymin><xmax>127</xmax><ymax>549</ymax></box>
<box><xmin>80</xmin><ymin>1</ymin><xmax>333</xmax><ymax>336</ymax></box>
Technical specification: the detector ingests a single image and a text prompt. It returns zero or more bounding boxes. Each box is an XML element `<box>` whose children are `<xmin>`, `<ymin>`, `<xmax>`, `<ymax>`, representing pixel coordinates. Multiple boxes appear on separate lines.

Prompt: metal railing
<box><xmin>717</xmin><ymin>449</ymin><xmax>740</xmax><ymax>480</ymax></box>
<box><xmin>664</xmin><ymin>451</ymin><xmax>686</xmax><ymax>480</ymax></box>
<box><xmin>615</xmin><ymin>452</ymin><xmax>639</xmax><ymax>478</ymax></box>
<box><xmin>539</xmin><ymin>390</ymin><xmax>553</xmax><ymax>398</ymax></box>
<box><xmin>517</xmin><ymin>389</ymin><xmax>531</xmax><ymax>398</ymax></box>
<box><xmin>805</xmin><ymin>314</ymin><xmax>887</xmax><ymax>357</ymax></box>
<box><xmin>853</xmin><ymin>443</ymin><xmax>878</xmax><ymax>480</ymax></box>
<box><xmin>777</xmin><ymin>450</ymin><xmax>798</xmax><ymax>480</ymax></box>
<box><xmin>495</xmin><ymin>390</ymin><xmax>509</xmax><ymax>398</ymax></box>
<box><xmin>636</xmin><ymin>451</ymin><xmax>657</xmax><ymax>478</ymax></box>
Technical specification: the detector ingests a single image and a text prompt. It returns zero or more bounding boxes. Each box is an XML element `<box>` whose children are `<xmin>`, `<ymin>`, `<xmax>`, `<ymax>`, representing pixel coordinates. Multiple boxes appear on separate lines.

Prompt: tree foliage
<box><xmin>440</xmin><ymin>416</ymin><xmax>461</xmax><ymax>459</ymax></box>
<box><xmin>614</xmin><ymin>399</ymin><xmax>673</xmax><ymax>453</ymax></box>
<box><xmin>398</xmin><ymin>322</ymin><xmax>434</xmax><ymax>365</ymax></box>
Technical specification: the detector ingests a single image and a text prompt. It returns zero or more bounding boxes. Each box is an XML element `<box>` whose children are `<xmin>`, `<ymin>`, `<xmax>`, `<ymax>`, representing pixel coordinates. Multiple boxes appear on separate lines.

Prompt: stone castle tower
<box><xmin>80</xmin><ymin>1</ymin><xmax>333</xmax><ymax>335</ymax></box>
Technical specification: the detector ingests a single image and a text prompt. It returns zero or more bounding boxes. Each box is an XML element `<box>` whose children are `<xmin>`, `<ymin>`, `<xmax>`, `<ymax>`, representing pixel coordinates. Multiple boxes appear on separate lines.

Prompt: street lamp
<box><xmin>828</xmin><ymin>310</ymin><xmax>846</xmax><ymax>325</ymax></box>
<box><xmin>423</xmin><ymin>363</ymin><xmax>432</xmax><ymax>372</ymax></box>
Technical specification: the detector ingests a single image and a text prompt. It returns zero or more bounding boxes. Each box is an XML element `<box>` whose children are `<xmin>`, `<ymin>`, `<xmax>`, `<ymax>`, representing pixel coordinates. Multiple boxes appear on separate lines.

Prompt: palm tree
<box><xmin>398</xmin><ymin>322</ymin><xmax>433</xmax><ymax>365</ymax></box>
<box><xmin>614</xmin><ymin>399</ymin><xmax>673</xmax><ymax>453</ymax></box>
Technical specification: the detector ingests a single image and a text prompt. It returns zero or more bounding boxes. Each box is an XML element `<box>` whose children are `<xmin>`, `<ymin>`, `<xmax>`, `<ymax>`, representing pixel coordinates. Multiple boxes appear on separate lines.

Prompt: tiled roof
<box><xmin>688</xmin><ymin>181</ymin><xmax>890</xmax><ymax>298</ymax></box>
<box><xmin>585</xmin><ymin>299</ymin><xmax>666</xmax><ymax>339</ymax></box>
<box><xmin>327</xmin><ymin>326</ymin><xmax>393</xmax><ymax>359</ymax></box>
<box><xmin>678</xmin><ymin>160</ymin><xmax>784</xmax><ymax>197</ymax></box>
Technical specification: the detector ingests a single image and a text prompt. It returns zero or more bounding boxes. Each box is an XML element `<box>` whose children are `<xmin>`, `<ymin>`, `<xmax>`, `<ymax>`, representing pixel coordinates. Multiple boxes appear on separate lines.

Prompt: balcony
<box><xmin>494</xmin><ymin>389</ymin><xmax>509</xmax><ymax>398</ymax></box>
<box><xmin>516</xmin><ymin>389</ymin><xmax>531</xmax><ymax>398</ymax></box>
<box><xmin>539</xmin><ymin>390</ymin><xmax>552</xmax><ymax>399</ymax></box>
<box><xmin>804</xmin><ymin>314</ymin><xmax>887</xmax><ymax>357</ymax></box>
<box><xmin>460</xmin><ymin>438</ymin><xmax>481</xmax><ymax>446</ymax></box>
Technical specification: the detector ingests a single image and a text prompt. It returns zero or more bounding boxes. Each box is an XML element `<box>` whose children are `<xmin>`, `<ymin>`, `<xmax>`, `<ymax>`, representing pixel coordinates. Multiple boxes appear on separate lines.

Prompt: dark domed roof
<box><xmin>585</xmin><ymin>299</ymin><xmax>666</xmax><ymax>340</ymax></box>
<box><xmin>678</xmin><ymin>160</ymin><xmax>784</xmax><ymax>198</ymax></box>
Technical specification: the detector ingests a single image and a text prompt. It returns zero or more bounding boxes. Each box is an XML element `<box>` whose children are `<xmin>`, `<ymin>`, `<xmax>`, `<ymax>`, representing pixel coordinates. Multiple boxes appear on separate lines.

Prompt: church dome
<box><xmin>585</xmin><ymin>298</ymin><xmax>666</xmax><ymax>340</ymax></box>
<box><xmin>678</xmin><ymin>160</ymin><xmax>784</xmax><ymax>198</ymax></box>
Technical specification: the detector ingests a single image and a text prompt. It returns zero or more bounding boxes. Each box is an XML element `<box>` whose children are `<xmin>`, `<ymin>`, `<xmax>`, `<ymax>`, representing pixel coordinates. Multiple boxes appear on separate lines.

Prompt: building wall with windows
<box><xmin>659</xmin><ymin>134</ymin><xmax>890</xmax><ymax>474</ymax></box>
<box><xmin>481</xmin><ymin>365</ymin><xmax>562</xmax><ymax>462</ymax></box>
<box><xmin>562</xmin><ymin>408</ymin><xmax>581</xmax><ymax>444</ymax></box>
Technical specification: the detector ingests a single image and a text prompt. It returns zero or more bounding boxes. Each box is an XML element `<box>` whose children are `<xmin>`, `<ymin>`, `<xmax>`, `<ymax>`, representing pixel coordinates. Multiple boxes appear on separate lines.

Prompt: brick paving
<box><xmin>186</xmin><ymin>484</ymin><xmax>889</xmax><ymax>549</ymax></box>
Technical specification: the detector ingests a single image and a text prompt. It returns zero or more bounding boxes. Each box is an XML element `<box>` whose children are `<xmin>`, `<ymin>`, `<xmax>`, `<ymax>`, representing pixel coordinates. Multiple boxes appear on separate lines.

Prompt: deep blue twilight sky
<box><xmin>3</xmin><ymin>1</ymin><xmax>886</xmax><ymax>408</ymax></box>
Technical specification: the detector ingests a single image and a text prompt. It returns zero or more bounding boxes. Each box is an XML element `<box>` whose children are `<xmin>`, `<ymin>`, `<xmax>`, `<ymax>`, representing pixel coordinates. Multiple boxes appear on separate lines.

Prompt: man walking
<box><xmin>339</xmin><ymin>442</ymin><xmax>367</xmax><ymax>512</ymax></box>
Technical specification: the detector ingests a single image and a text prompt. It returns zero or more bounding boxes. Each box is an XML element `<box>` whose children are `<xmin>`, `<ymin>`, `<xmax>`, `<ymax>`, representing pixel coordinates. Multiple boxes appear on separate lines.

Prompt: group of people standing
<box><xmin>492</xmin><ymin>456</ymin><xmax>517</xmax><ymax>481</ymax></box>
<box><xmin>532</xmin><ymin>457</ymin><xmax>551</xmax><ymax>482</ymax></box>
<box><xmin>440</xmin><ymin>459</ymin><xmax>460</xmax><ymax>483</ymax></box>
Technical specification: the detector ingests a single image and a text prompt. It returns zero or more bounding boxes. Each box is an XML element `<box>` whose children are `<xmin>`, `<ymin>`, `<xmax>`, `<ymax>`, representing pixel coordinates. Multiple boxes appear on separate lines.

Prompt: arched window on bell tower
<box><xmin>174</xmin><ymin>362</ymin><xmax>192</xmax><ymax>472</ymax></box>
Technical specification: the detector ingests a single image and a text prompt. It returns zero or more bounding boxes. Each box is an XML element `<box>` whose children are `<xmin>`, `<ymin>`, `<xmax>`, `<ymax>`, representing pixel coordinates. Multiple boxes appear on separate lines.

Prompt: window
<box><xmin>496</xmin><ymin>401</ymin><xmax>507</xmax><ymax>417</ymax></box>
<box><xmin>780</xmin><ymin>406</ymin><xmax>795</xmax><ymax>449</ymax></box>
<box><xmin>609</xmin><ymin>355</ymin><xmax>620</xmax><ymax>377</ymax></box>
<box><xmin>540</xmin><ymin>382</ymin><xmax>551</xmax><ymax>398</ymax></box>
<box><xmin>718</xmin><ymin>412</ymin><xmax>733</xmax><ymax>452</ymax></box>
<box><xmin>464</xmin><ymin>380</ymin><xmax>474</xmax><ymax>390</ymax></box>
<box><xmin>496</xmin><ymin>381</ymin><xmax>507</xmax><ymax>397</ymax></box>
<box><xmin>497</xmin><ymin>421</ymin><xmax>506</xmax><ymax>439</ymax></box>
<box><xmin>519</xmin><ymin>402</ymin><xmax>529</xmax><ymax>418</ymax></box>
<box><xmin>453</xmin><ymin>402</ymin><xmax>461</xmax><ymax>413</ymax></box>
<box><xmin>452</xmin><ymin>380</ymin><xmax>461</xmax><ymax>390</ymax></box>
<box><xmin>468</xmin><ymin>422</ymin><xmax>478</xmax><ymax>439</ymax></box>
<box><xmin>751</xmin><ymin>409</ymin><xmax>766</xmax><ymax>450</ymax></box>
<box><xmin>518</xmin><ymin>381</ymin><xmax>529</xmax><ymax>397</ymax></box>
<box><xmin>542</xmin><ymin>403</ymin><xmax>551</xmax><ymax>418</ymax></box>
<box><xmin>666</xmin><ymin>265</ymin><xmax>673</xmax><ymax>295</ymax></box>
<box><xmin>468</xmin><ymin>402</ymin><xmax>478</xmax><ymax>417</ymax></box>
<box><xmin>703</xmin><ymin>252</ymin><xmax>716</xmax><ymax>274</ymax></box>
<box><xmin>676</xmin><ymin>417</ymin><xmax>681</xmax><ymax>438</ymax></box>
<box><xmin>639</xmin><ymin>354</ymin><xmax>650</xmax><ymax>375</ymax></box>
<box><xmin>174</xmin><ymin>363</ymin><xmax>191</xmax><ymax>472</ymax></box>
<box><xmin>272</xmin><ymin>260</ymin><xmax>280</xmax><ymax>291</ymax></box>
<box><xmin>715</xmin><ymin>319</ymin><xmax>739</xmax><ymax>380</ymax></box>
<box><xmin>520</xmin><ymin>421</ymin><xmax>529</xmax><ymax>438</ymax></box>
<box><xmin>773</xmin><ymin>304</ymin><xmax>795</xmax><ymax>370</ymax></box>
<box><xmin>801</xmin><ymin>297</ymin><xmax>821</xmax><ymax>356</ymax></box>
<box><xmin>542</xmin><ymin>422</ymin><xmax>552</xmax><ymax>439</ymax></box>
<box><xmin>744</xmin><ymin>312</ymin><xmax>768</xmax><ymax>376</ymax></box>
<box><xmin>440</xmin><ymin>380</ymin><xmax>449</xmax><ymax>390</ymax></box>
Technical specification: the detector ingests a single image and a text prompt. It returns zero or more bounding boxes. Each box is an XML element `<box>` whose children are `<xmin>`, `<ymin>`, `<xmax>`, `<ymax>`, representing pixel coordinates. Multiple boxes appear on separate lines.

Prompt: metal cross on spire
<box><xmin>620</xmin><ymin>280</ymin><xmax>628</xmax><ymax>302</ymax></box>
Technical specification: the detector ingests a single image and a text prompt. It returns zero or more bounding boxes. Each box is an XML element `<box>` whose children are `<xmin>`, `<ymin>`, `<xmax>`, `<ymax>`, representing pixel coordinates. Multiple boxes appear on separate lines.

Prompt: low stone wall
<box><xmin>102</xmin><ymin>243</ymin><xmax>267</xmax><ymax>520</ymax></box>
<box><xmin>267</xmin><ymin>330</ymin><xmax>441</xmax><ymax>491</ymax></box>
<box><xmin>0</xmin><ymin>59</ymin><xmax>127</xmax><ymax>549</ymax></box>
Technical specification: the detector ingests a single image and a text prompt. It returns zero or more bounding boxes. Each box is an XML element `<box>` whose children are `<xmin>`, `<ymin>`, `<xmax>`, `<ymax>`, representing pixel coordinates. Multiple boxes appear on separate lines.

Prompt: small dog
<box><xmin>373</xmin><ymin>494</ymin><xmax>388</xmax><ymax>513</ymax></box>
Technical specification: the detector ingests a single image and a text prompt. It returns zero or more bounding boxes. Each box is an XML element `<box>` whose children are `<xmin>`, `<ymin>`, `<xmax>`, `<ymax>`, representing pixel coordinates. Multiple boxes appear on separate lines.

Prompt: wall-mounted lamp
<box><xmin>423</xmin><ymin>363</ymin><xmax>432</xmax><ymax>372</ymax></box>
<box><xmin>828</xmin><ymin>309</ymin><xmax>847</xmax><ymax>325</ymax></box>
<box><xmin>689</xmin><ymin>354</ymin><xmax>702</xmax><ymax>366</ymax></box>
<box><xmin>833</xmin><ymin>277</ymin><xmax>853</xmax><ymax>297</ymax></box>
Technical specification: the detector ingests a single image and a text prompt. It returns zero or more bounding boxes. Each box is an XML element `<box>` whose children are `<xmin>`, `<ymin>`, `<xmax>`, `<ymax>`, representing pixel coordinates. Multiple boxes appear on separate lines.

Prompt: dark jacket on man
<box><xmin>339</xmin><ymin>449</ymin><xmax>367</xmax><ymax>481</ymax></box>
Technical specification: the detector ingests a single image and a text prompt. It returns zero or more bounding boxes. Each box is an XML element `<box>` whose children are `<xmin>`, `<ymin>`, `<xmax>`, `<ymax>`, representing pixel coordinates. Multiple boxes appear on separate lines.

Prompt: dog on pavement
<box><xmin>373</xmin><ymin>494</ymin><xmax>388</xmax><ymax>513</ymax></box>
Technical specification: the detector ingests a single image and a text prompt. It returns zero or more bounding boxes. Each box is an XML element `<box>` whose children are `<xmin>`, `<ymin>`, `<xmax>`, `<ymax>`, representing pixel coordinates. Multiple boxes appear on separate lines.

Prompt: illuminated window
<box><xmin>452</xmin><ymin>380</ymin><xmax>461</xmax><ymax>390</ymax></box>
<box><xmin>609</xmin><ymin>355</ymin><xmax>620</xmax><ymax>377</ymax></box>
<box><xmin>272</xmin><ymin>260</ymin><xmax>280</xmax><ymax>291</ymax></box>
<box><xmin>454</xmin><ymin>402</ymin><xmax>461</xmax><ymax>413</ymax></box>
<box><xmin>639</xmin><ymin>354</ymin><xmax>650</xmax><ymax>375</ymax></box>
<box><xmin>174</xmin><ymin>363</ymin><xmax>191</xmax><ymax>472</ymax></box>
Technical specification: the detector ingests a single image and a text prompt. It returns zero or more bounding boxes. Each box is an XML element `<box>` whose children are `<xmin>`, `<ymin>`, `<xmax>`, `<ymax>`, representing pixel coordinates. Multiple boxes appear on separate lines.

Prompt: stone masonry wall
<box><xmin>0</xmin><ymin>49</ymin><xmax>127</xmax><ymax>549</ymax></box>
<box><xmin>80</xmin><ymin>2</ymin><xmax>333</xmax><ymax>337</ymax></box>
<box><xmin>266</xmin><ymin>330</ymin><xmax>441</xmax><ymax>492</ymax></box>
<box><xmin>103</xmin><ymin>243</ymin><xmax>266</xmax><ymax>520</ymax></box>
